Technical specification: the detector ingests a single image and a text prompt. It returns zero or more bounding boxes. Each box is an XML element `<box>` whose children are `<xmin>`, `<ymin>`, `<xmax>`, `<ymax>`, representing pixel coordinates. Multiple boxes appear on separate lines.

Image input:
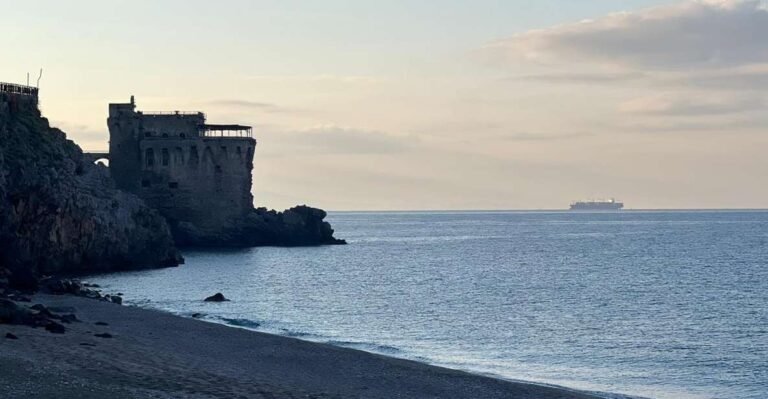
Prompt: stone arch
<box><xmin>161</xmin><ymin>148</ymin><xmax>170</xmax><ymax>166</ymax></box>
<box><xmin>202</xmin><ymin>146</ymin><xmax>214</xmax><ymax>163</ymax></box>
<box><xmin>173</xmin><ymin>147</ymin><xmax>184</xmax><ymax>165</ymax></box>
<box><xmin>189</xmin><ymin>145</ymin><xmax>199</xmax><ymax>165</ymax></box>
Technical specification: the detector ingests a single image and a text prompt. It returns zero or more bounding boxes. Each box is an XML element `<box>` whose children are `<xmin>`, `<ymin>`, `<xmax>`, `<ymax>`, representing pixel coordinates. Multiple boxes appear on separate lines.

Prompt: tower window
<box><xmin>162</xmin><ymin>148</ymin><xmax>170</xmax><ymax>166</ymax></box>
<box><xmin>145</xmin><ymin>148</ymin><xmax>155</xmax><ymax>167</ymax></box>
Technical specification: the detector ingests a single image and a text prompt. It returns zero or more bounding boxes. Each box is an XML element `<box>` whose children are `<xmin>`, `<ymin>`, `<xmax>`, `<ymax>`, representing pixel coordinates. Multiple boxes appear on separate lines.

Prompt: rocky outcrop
<box><xmin>0</xmin><ymin>299</ymin><xmax>72</xmax><ymax>334</ymax></box>
<box><xmin>203</xmin><ymin>292</ymin><xmax>229</xmax><ymax>302</ymax></box>
<box><xmin>0</xmin><ymin>92</ymin><xmax>182</xmax><ymax>289</ymax></box>
<box><xmin>172</xmin><ymin>205</ymin><xmax>346</xmax><ymax>247</ymax></box>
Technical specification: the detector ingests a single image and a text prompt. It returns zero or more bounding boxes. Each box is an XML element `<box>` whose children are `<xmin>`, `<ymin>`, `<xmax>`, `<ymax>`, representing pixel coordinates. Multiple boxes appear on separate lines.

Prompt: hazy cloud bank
<box><xmin>484</xmin><ymin>0</ymin><xmax>768</xmax><ymax>70</ymax></box>
<box><xmin>267</xmin><ymin>125</ymin><xmax>418</xmax><ymax>155</ymax></box>
<box><xmin>619</xmin><ymin>93</ymin><xmax>766</xmax><ymax>116</ymax></box>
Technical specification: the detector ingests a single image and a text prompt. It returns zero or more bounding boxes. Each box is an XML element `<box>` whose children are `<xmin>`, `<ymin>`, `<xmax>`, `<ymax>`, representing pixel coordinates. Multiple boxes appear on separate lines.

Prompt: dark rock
<box><xmin>39</xmin><ymin>278</ymin><xmax>122</xmax><ymax>304</ymax></box>
<box><xmin>47</xmin><ymin>306</ymin><xmax>76</xmax><ymax>313</ymax></box>
<box><xmin>5</xmin><ymin>332</ymin><xmax>17</xmax><ymax>339</ymax></box>
<box><xmin>44</xmin><ymin>321</ymin><xmax>66</xmax><ymax>334</ymax></box>
<box><xmin>57</xmin><ymin>314</ymin><xmax>79</xmax><ymax>323</ymax></box>
<box><xmin>204</xmin><ymin>293</ymin><xmax>229</xmax><ymax>302</ymax></box>
<box><xmin>94</xmin><ymin>333</ymin><xmax>113</xmax><ymax>338</ymax></box>
<box><xmin>173</xmin><ymin>205</ymin><xmax>346</xmax><ymax>247</ymax></box>
<box><xmin>0</xmin><ymin>299</ymin><xmax>25</xmax><ymax>324</ymax></box>
<box><xmin>94</xmin><ymin>321</ymin><xmax>109</xmax><ymax>326</ymax></box>
<box><xmin>30</xmin><ymin>304</ymin><xmax>54</xmax><ymax>318</ymax></box>
<box><xmin>7</xmin><ymin>293</ymin><xmax>31</xmax><ymax>302</ymax></box>
<box><xmin>191</xmin><ymin>313</ymin><xmax>203</xmax><ymax>318</ymax></box>
<box><xmin>79</xmin><ymin>342</ymin><xmax>96</xmax><ymax>346</ymax></box>
<box><xmin>82</xmin><ymin>283</ymin><xmax>100</xmax><ymax>288</ymax></box>
<box><xmin>0</xmin><ymin>94</ymin><xmax>183</xmax><ymax>289</ymax></box>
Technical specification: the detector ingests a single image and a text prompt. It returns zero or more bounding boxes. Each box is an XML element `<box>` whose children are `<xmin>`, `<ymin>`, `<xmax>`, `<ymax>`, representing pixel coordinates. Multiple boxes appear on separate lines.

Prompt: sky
<box><xmin>2</xmin><ymin>0</ymin><xmax>767</xmax><ymax>210</ymax></box>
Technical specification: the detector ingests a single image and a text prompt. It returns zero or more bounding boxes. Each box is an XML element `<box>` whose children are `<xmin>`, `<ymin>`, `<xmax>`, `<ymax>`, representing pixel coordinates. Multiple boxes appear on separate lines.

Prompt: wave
<box><xmin>219</xmin><ymin>317</ymin><xmax>262</xmax><ymax>329</ymax></box>
<box><xmin>324</xmin><ymin>340</ymin><xmax>405</xmax><ymax>355</ymax></box>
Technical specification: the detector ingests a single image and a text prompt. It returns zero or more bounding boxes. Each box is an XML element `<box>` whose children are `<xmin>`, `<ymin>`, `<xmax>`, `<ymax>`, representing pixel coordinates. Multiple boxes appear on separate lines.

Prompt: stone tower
<box><xmin>107</xmin><ymin>97</ymin><xmax>256</xmax><ymax>238</ymax></box>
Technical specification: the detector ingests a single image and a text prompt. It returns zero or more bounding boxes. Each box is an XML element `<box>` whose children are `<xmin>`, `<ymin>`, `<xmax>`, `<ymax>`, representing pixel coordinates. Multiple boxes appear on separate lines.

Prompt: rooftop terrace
<box><xmin>201</xmin><ymin>124</ymin><xmax>253</xmax><ymax>138</ymax></box>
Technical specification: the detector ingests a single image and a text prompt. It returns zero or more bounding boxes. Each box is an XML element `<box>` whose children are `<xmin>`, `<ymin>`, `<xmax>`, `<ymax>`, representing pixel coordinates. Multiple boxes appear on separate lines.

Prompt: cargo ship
<box><xmin>569</xmin><ymin>199</ymin><xmax>624</xmax><ymax>211</ymax></box>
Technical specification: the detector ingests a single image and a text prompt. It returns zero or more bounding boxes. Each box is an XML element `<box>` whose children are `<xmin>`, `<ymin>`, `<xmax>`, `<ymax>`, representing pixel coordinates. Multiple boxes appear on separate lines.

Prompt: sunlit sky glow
<box><xmin>2</xmin><ymin>0</ymin><xmax>767</xmax><ymax>210</ymax></box>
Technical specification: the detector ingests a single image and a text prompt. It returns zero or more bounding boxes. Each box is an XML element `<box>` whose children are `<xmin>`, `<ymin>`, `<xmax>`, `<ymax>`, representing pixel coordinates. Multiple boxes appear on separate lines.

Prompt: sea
<box><xmin>87</xmin><ymin>210</ymin><xmax>768</xmax><ymax>399</ymax></box>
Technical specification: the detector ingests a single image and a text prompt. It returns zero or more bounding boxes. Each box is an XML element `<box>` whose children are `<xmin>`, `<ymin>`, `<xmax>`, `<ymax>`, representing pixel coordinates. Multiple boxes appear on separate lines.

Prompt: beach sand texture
<box><xmin>0</xmin><ymin>295</ymin><xmax>599</xmax><ymax>399</ymax></box>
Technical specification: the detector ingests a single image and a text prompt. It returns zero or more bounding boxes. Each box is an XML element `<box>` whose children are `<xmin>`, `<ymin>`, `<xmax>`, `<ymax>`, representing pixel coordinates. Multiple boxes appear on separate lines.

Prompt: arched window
<box><xmin>145</xmin><ymin>148</ymin><xmax>155</xmax><ymax>168</ymax></box>
<box><xmin>174</xmin><ymin>147</ymin><xmax>184</xmax><ymax>165</ymax></box>
<box><xmin>189</xmin><ymin>146</ymin><xmax>199</xmax><ymax>165</ymax></box>
<box><xmin>161</xmin><ymin>148</ymin><xmax>170</xmax><ymax>166</ymax></box>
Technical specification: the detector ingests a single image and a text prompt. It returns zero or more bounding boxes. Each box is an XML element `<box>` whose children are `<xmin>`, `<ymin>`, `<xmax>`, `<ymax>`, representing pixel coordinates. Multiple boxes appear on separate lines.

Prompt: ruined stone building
<box><xmin>107</xmin><ymin>97</ymin><xmax>257</xmax><ymax>239</ymax></box>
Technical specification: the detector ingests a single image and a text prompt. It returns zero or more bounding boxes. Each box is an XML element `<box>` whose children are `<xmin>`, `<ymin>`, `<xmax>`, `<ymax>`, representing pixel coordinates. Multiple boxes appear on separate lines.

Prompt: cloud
<box><xmin>618</xmin><ymin>93</ymin><xmax>766</xmax><ymax>115</ymax></box>
<box><xmin>203</xmin><ymin>99</ymin><xmax>298</xmax><ymax>114</ymax></box>
<box><xmin>664</xmin><ymin>63</ymin><xmax>768</xmax><ymax>90</ymax></box>
<box><xmin>510</xmin><ymin>71</ymin><xmax>646</xmax><ymax>84</ymax></box>
<box><xmin>484</xmin><ymin>0</ymin><xmax>768</xmax><ymax>70</ymax></box>
<box><xmin>501</xmin><ymin>132</ymin><xmax>595</xmax><ymax>141</ymax></box>
<box><xmin>273</xmin><ymin>125</ymin><xmax>417</xmax><ymax>155</ymax></box>
<box><xmin>207</xmin><ymin>99</ymin><xmax>277</xmax><ymax>109</ymax></box>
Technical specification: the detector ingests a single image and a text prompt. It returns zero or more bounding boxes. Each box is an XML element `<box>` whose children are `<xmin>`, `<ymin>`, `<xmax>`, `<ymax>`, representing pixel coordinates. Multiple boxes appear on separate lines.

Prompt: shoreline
<box><xmin>2</xmin><ymin>294</ymin><xmax>605</xmax><ymax>399</ymax></box>
<box><xmin>197</xmin><ymin>314</ymin><xmax>635</xmax><ymax>399</ymax></box>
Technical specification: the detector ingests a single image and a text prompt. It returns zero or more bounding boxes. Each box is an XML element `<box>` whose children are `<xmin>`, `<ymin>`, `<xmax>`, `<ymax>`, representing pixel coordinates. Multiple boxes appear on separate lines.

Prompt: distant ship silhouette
<box><xmin>569</xmin><ymin>198</ymin><xmax>624</xmax><ymax>211</ymax></box>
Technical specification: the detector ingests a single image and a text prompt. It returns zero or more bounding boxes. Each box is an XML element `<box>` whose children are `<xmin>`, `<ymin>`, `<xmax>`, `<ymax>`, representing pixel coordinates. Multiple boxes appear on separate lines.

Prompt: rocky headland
<box><xmin>0</xmin><ymin>88</ymin><xmax>344</xmax><ymax>290</ymax></box>
<box><xmin>173</xmin><ymin>205</ymin><xmax>346</xmax><ymax>247</ymax></box>
<box><xmin>0</xmin><ymin>91</ymin><xmax>182</xmax><ymax>290</ymax></box>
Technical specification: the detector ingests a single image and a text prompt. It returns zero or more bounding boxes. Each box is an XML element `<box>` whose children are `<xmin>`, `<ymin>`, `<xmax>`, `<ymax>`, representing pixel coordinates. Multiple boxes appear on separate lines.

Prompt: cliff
<box><xmin>0</xmin><ymin>92</ymin><xmax>182</xmax><ymax>289</ymax></box>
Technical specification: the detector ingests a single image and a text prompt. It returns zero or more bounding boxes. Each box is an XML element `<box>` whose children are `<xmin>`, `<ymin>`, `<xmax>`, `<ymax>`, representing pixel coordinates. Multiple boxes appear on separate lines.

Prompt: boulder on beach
<box><xmin>204</xmin><ymin>293</ymin><xmax>230</xmax><ymax>302</ymax></box>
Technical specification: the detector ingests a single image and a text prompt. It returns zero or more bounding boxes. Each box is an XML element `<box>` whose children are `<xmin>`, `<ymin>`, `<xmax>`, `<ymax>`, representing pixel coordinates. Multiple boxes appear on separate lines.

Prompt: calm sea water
<box><xmin>88</xmin><ymin>211</ymin><xmax>768</xmax><ymax>399</ymax></box>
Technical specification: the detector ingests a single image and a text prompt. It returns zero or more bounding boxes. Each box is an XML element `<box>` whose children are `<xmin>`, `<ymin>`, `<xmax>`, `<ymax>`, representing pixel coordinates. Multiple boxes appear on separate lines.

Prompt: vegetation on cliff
<box><xmin>0</xmin><ymin>93</ymin><xmax>182</xmax><ymax>289</ymax></box>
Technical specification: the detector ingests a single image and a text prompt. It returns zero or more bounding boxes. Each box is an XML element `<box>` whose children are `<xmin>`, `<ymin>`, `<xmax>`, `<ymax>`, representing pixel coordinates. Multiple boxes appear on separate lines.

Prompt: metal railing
<box><xmin>139</xmin><ymin>111</ymin><xmax>204</xmax><ymax>117</ymax></box>
<box><xmin>200</xmin><ymin>124</ymin><xmax>253</xmax><ymax>138</ymax></box>
<box><xmin>0</xmin><ymin>82</ymin><xmax>39</xmax><ymax>96</ymax></box>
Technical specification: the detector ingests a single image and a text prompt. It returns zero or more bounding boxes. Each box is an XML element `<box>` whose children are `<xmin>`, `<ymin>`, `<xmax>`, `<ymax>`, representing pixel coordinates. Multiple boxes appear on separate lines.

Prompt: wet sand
<box><xmin>0</xmin><ymin>294</ymin><xmax>600</xmax><ymax>399</ymax></box>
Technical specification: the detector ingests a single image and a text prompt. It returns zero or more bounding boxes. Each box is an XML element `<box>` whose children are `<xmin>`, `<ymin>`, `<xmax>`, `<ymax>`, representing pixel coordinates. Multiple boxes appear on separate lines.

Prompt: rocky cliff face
<box><xmin>172</xmin><ymin>205</ymin><xmax>346</xmax><ymax>247</ymax></box>
<box><xmin>0</xmin><ymin>93</ymin><xmax>182</xmax><ymax>289</ymax></box>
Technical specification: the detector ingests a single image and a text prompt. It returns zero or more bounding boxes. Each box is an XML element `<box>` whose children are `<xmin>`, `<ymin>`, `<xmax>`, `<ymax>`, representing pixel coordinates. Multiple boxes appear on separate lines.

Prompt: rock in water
<box><xmin>204</xmin><ymin>293</ymin><xmax>230</xmax><ymax>302</ymax></box>
<box><xmin>0</xmin><ymin>90</ymin><xmax>182</xmax><ymax>289</ymax></box>
<box><xmin>5</xmin><ymin>332</ymin><xmax>18</xmax><ymax>339</ymax></box>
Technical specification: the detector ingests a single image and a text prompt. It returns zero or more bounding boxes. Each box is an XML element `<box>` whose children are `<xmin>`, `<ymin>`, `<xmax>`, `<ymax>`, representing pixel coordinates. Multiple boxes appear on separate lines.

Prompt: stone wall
<box><xmin>138</xmin><ymin>136</ymin><xmax>255</xmax><ymax>232</ymax></box>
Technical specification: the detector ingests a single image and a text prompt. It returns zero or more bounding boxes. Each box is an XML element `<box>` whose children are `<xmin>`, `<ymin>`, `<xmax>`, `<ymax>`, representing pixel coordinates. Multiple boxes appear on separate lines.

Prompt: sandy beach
<box><xmin>0</xmin><ymin>294</ymin><xmax>600</xmax><ymax>399</ymax></box>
